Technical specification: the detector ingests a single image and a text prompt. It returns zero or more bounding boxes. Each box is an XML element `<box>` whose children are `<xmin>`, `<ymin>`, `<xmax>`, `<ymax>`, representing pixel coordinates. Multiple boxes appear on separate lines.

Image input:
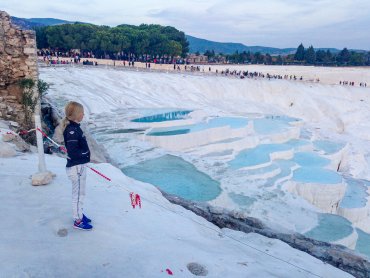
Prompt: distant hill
<box><xmin>186</xmin><ymin>35</ymin><xmax>296</xmax><ymax>55</ymax></box>
<box><xmin>185</xmin><ymin>35</ymin><xmax>351</xmax><ymax>55</ymax></box>
<box><xmin>10</xmin><ymin>17</ymin><xmax>82</xmax><ymax>30</ymax></box>
<box><xmin>10</xmin><ymin>17</ymin><xmax>363</xmax><ymax>55</ymax></box>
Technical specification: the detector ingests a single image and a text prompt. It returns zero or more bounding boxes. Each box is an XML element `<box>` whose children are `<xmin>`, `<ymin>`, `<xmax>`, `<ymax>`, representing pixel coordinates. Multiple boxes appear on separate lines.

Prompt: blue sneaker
<box><xmin>74</xmin><ymin>219</ymin><xmax>93</xmax><ymax>230</ymax></box>
<box><xmin>82</xmin><ymin>214</ymin><xmax>91</xmax><ymax>224</ymax></box>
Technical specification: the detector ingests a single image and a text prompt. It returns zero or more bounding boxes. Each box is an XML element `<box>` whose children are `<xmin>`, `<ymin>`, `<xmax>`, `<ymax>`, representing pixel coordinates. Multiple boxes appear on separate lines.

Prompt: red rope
<box><xmin>19</xmin><ymin>130</ymin><xmax>29</xmax><ymax>135</ymax></box>
<box><xmin>87</xmin><ymin>166</ymin><xmax>112</xmax><ymax>181</ymax></box>
<box><xmin>36</xmin><ymin>127</ymin><xmax>48</xmax><ymax>138</ymax></box>
<box><xmin>31</xmin><ymin>127</ymin><xmax>142</xmax><ymax>209</ymax></box>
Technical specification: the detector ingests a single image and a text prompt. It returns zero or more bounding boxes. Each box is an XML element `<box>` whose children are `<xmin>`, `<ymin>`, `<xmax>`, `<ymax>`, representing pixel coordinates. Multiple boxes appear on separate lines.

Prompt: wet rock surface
<box><xmin>57</xmin><ymin>228</ymin><xmax>68</xmax><ymax>237</ymax></box>
<box><xmin>187</xmin><ymin>262</ymin><xmax>208</xmax><ymax>276</ymax></box>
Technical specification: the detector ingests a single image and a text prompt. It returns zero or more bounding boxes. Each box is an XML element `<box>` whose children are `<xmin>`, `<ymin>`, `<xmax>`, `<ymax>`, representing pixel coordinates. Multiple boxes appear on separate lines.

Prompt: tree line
<box><xmin>203</xmin><ymin>44</ymin><xmax>370</xmax><ymax>66</ymax></box>
<box><xmin>35</xmin><ymin>23</ymin><xmax>189</xmax><ymax>59</ymax></box>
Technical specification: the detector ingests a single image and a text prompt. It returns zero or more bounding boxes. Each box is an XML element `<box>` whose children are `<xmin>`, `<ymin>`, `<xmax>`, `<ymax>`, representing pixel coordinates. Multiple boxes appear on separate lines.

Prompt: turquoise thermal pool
<box><xmin>132</xmin><ymin>110</ymin><xmax>192</xmax><ymax>122</ymax></box>
<box><xmin>147</xmin><ymin>117</ymin><xmax>249</xmax><ymax>136</ymax></box>
<box><xmin>304</xmin><ymin>213</ymin><xmax>353</xmax><ymax>242</ymax></box>
<box><xmin>122</xmin><ymin>155</ymin><xmax>221</xmax><ymax>202</ymax></box>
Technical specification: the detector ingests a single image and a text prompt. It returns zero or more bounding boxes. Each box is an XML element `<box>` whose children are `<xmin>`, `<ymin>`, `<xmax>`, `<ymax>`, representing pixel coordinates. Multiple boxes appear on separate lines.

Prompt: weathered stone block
<box><xmin>32</xmin><ymin>171</ymin><xmax>55</xmax><ymax>186</ymax></box>
<box><xmin>9</xmin><ymin>121</ymin><xmax>19</xmax><ymax>127</ymax></box>
<box><xmin>23</xmin><ymin>47</ymin><xmax>35</xmax><ymax>55</ymax></box>
<box><xmin>4</xmin><ymin>95</ymin><xmax>17</xmax><ymax>100</ymax></box>
<box><xmin>4</xmin><ymin>47</ymin><xmax>14</xmax><ymax>55</ymax></box>
<box><xmin>13</xmin><ymin>71</ymin><xmax>25</xmax><ymax>78</ymax></box>
<box><xmin>0</xmin><ymin>141</ymin><xmax>16</xmax><ymax>157</ymax></box>
<box><xmin>25</xmin><ymin>60</ymin><xmax>36</xmax><ymax>66</ymax></box>
<box><xmin>2</xmin><ymin>133</ymin><xmax>16</xmax><ymax>142</ymax></box>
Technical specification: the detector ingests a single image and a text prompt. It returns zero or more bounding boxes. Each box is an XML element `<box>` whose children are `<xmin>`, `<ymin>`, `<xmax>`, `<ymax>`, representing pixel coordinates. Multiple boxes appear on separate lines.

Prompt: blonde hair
<box><xmin>61</xmin><ymin>101</ymin><xmax>84</xmax><ymax>131</ymax></box>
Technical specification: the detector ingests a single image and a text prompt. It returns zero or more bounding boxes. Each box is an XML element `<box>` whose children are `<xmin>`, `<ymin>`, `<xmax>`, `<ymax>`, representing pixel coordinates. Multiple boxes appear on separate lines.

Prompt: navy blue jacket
<box><xmin>63</xmin><ymin>121</ymin><xmax>90</xmax><ymax>167</ymax></box>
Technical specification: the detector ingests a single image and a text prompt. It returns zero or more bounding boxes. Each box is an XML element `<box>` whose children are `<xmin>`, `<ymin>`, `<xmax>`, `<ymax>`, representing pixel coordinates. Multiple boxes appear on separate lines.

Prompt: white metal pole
<box><xmin>32</xmin><ymin>30</ymin><xmax>48</xmax><ymax>174</ymax></box>
<box><xmin>35</xmin><ymin>114</ymin><xmax>47</xmax><ymax>172</ymax></box>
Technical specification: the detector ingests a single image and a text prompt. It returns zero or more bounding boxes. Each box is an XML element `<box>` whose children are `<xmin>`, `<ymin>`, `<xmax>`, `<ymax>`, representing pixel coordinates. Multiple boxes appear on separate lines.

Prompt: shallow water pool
<box><xmin>122</xmin><ymin>155</ymin><xmax>221</xmax><ymax>201</ymax></box>
<box><xmin>356</xmin><ymin>229</ymin><xmax>370</xmax><ymax>259</ymax></box>
<box><xmin>132</xmin><ymin>110</ymin><xmax>192</xmax><ymax>122</ymax></box>
<box><xmin>313</xmin><ymin>140</ymin><xmax>346</xmax><ymax>155</ymax></box>
<box><xmin>228</xmin><ymin>143</ymin><xmax>292</xmax><ymax>169</ymax></box>
<box><xmin>340</xmin><ymin>177</ymin><xmax>369</xmax><ymax>208</ymax></box>
<box><xmin>229</xmin><ymin>192</ymin><xmax>257</xmax><ymax>208</ymax></box>
<box><xmin>293</xmin><ymin>152</ymin><xmax>330</xmax><ymax>167</ymax></box>
<box><xmin>253</xmin><ymin>115</ymin><xmax>299</xmax><ymax>135</ymax></box>
<box><xmin>147</xmin><ymin>117</ymin><xmax>249</xmax><ymax>136</ymax></box>
<box><xmin>304</xmin><ymin>213</ymin><xmax>353</xmax><ymax>242</ymax></box>
<box><xmin>293</xmin><ymin>167</ymin><xmax>342</xmax><ymax>184</ymax></box>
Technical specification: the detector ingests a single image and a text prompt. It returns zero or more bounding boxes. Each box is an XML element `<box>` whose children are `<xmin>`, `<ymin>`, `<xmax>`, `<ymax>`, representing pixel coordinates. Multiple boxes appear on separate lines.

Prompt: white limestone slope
<box><xmin>40</xmin><ymin>66</ymin><xmax>370</xmax><ymax>179</ymax></box>
<box><xmin>39</xmin><ymin>66</ymin><xmax>370</xmax><ymax>251</ymax></box>
<box><xmin>0</xmin><ymin>131</ymin><xmax>354</xmax><ymax>278</ymax></box>
<box><xmin>283</xmin><ymin>180</ymin><xmax>346</xmax><ymax>213</ymax></box>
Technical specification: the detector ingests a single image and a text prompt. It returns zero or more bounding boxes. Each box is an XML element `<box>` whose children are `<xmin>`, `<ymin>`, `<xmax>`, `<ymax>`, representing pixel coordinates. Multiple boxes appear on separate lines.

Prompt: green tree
<box><xmin>315</xmin><ymin>50</ymin><xmax>326</xmax><ymax>63</ymax></box>
<box><xmin>338</xmin><ymin>48</ymin><xmax>350</xmax><ymax>64</ymax></box>
<box><xmin>166</xmin><ymin>40</ymin><xmax>182</xmax><ymax>57</ymax></box>
<box><xmin>264</xmin><ymin>53</ymin><xmax>272</xmax><ymax>64</ymax></box>
<box><xmin>294</xmin><ymin>43</ymin><xmax>305</xmax><ymax>61</ymax></box>
<box><xmin>349</xmin><ymin>52</ymin><xmax>365</xmax><ymax>66</ymax></box>
<box><xmin>366</xmin><ymin>52</ymin><xmax>370</xmax><ymax>65</ymax></box>
<box><xmin>34</xmin><ymin>27</ymin><xmax>48</xmax><ymax>49</ymax></box>
<box><xmin>204</xmin><ymin>50</ymin><xmax>215</xmax><ymax>58</ymax></box>
<box><xmin>276</xmin><ymin>55</ymin><xmax>283</xmax><ymax>65</ymax></box>
<box><xmin>325</xmin><ymin>50</ymin><xmax>333</xmax><ymax>63</ymax></box>
<box><xmin>253</xmin><ymin>52</ymin><xmax>264</xmax><ymax>64</ymax></box>
<box><xmin>305</xmin><ymin>45</ymin><xmax>316</xmax><ymax>64</ymax></box>
<box><xmin>36</xmin><ymin>23</ymin><xmax>189</xmax><ymax>58</ymax></box>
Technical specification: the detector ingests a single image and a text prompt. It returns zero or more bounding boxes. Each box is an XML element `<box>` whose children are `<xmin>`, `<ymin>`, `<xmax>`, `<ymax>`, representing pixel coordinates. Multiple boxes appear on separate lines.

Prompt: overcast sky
<box><xmin>1</xmin><ymin>0</ymin><xmax>369</xmax><ymax>49</ymax></box>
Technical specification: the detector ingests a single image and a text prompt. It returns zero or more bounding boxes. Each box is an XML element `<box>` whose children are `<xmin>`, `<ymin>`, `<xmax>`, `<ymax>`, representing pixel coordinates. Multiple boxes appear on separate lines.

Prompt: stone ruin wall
<box><xmin>0</xmin><ymin>10</ymin><xmax>38</xmax><ymax>125</ymax></box>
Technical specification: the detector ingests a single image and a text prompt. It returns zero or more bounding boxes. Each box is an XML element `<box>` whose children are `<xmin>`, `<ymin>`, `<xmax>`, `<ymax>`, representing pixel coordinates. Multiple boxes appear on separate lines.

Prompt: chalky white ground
<box><xmin>40</xmin><ymin>66</ymin><xmax>370</xmax><ymax>235</ymax></box>
<box><xmin>2</xmin><ymin>64</ymin><xmax>369</xmax><ymax>277</ymax></box>
<box><xmin>0</xmin><ymin>137</ymin><xmax>353</xmax><ymax>277</ymax></box>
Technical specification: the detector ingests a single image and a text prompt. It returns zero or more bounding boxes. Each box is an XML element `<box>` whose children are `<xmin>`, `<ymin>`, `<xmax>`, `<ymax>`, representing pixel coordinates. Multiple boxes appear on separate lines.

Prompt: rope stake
<box><xmin>130</xmin><ymin>192</ymin><xmax>142</xmax><ymax>209</ymax></box>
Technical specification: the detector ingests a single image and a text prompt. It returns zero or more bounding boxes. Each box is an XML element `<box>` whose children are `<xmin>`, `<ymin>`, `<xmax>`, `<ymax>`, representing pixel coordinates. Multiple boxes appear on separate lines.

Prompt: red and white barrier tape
<box><xmin>35</xmin><ymin>127</ymin><xmax>68</xmax><ymax>153</ymax></box>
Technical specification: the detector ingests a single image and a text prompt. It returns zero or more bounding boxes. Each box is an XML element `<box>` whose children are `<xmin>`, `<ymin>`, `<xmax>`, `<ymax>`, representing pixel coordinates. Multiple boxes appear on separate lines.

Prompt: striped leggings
<box><xmin>66</xmin><ymin>164</ymin><xmax>87</xmax><ymax>221</ymax></box>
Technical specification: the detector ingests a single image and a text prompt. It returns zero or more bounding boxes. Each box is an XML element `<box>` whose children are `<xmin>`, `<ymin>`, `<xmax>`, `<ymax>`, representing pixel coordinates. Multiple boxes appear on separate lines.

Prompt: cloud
<box><xmin>1</xmin><ymin>0</ymin><xmax>369</xmax><ymax>49</ymax></box>
<box><xmin>147</xmin><ymin>0</ymin><xmax>370</xmax><ymax>49</ymax></box>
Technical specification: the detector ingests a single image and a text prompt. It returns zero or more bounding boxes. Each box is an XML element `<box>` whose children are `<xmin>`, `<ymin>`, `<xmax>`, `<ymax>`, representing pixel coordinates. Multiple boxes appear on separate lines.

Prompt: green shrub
<box><xmin>18</xmin><ymin>78</ymin><xmax>50</xmax><ymax>128</ymax></box>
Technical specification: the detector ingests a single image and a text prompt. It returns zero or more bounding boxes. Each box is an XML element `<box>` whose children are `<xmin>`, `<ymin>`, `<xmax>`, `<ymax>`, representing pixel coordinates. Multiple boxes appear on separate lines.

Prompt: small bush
<box><xmin>18</xmin><ymin>78</ymin><xmax>49</xmax><ymax>128</ymax></box>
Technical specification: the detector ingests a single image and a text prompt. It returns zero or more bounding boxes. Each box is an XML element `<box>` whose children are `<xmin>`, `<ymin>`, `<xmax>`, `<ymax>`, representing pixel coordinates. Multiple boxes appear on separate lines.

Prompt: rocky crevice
<box><xmin>160</xmin><ymin>190</ymin><xmax>370</xmax><ymax>278</ymax></box>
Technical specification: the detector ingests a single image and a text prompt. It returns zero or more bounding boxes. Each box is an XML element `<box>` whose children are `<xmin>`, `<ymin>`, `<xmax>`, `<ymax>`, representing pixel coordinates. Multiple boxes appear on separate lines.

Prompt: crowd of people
<box><xmin>210</xmin><ymin>69</ymin><xmax>313</xmax><ymax>83</ymax></box>
<box><xmin>38</xmin><ymin>50</ymin><xmax>94</xmax><ymax>59</ymax></box>
<box><xmin>38</xmin><ymin>51</ymin><xmax>369</xmax><ymax>88</ymax></box>
<box><xmin>340</xmin><ymin>81</ymin><xmax>367</xmax><ymax>87</ymax></box>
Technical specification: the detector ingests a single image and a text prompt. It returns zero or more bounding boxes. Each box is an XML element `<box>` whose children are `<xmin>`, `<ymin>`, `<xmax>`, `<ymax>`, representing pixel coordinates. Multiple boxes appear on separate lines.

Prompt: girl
<box><xmin>62</xmin><ymin>101</ymin><xmax>92</xmax><ymax>230</ymax></box>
